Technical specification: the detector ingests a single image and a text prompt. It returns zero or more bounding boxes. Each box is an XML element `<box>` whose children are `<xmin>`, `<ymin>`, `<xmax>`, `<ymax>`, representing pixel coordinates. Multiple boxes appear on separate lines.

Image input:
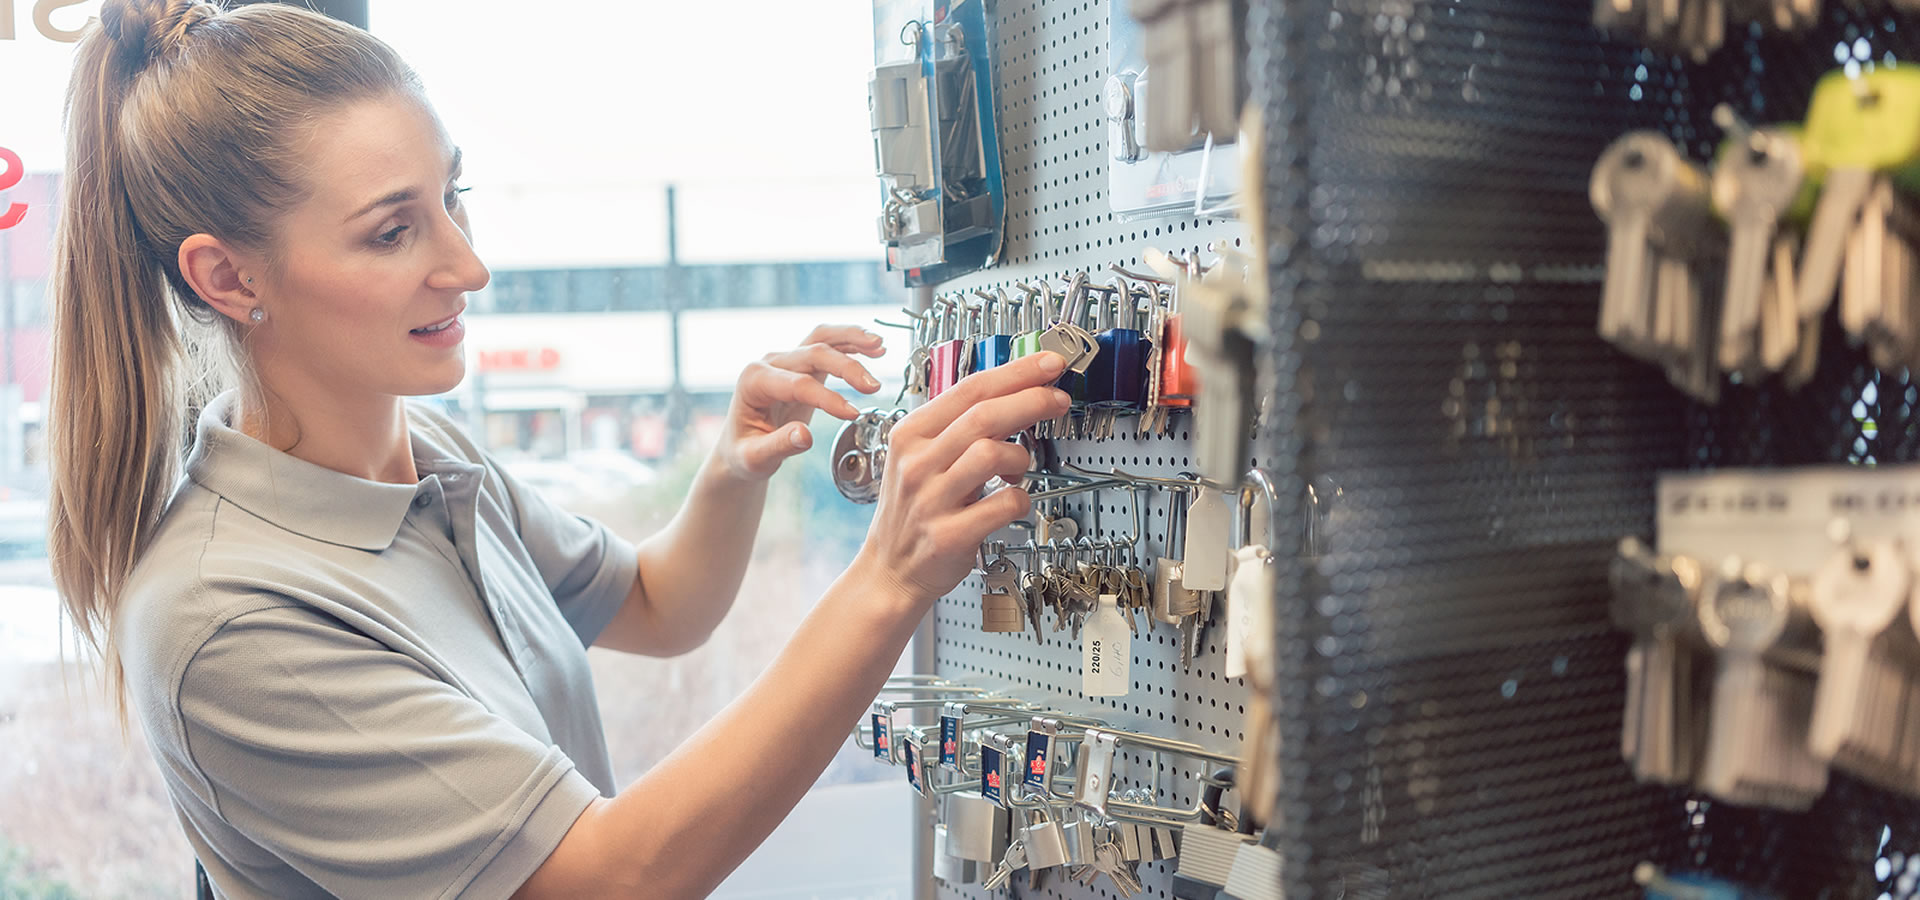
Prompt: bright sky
<box><xmin>1</xmin><ymin>1</ymin><xmax>882</xmax><ymax>266</ymax></box>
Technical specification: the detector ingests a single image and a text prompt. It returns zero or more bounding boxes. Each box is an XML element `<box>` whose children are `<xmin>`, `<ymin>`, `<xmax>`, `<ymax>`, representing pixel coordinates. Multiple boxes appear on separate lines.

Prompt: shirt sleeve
<box><xmin>178</xmin><ymin>604</ymin><xmax>602</xmax><ymax>900</ymax></box>
<box><xmin>484</xmin><ymin>453</ymin><xmax>640</xmax><ymax>648</ymax></box>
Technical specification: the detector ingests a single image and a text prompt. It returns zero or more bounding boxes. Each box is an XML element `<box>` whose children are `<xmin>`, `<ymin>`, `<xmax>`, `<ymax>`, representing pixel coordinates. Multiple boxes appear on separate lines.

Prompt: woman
<box><xmin>48</xmin><ymin>1</ymin><xmax>1070</xmax><ymax>896</ymax></box>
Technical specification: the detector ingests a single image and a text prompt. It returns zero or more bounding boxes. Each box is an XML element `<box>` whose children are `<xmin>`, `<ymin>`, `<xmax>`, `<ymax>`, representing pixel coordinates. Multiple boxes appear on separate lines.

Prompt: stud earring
<box><xmin>249</xmin><ymin>308</ymin><xmax>265</xmax><ymax>323</ymax></box>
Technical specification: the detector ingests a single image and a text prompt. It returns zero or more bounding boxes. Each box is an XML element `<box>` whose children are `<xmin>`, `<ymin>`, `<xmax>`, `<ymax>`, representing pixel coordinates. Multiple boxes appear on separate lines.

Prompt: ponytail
<box><xmin>47</xmin><ymin>0</ymin><xmax>419</xmax><ymax>721</ymax></box>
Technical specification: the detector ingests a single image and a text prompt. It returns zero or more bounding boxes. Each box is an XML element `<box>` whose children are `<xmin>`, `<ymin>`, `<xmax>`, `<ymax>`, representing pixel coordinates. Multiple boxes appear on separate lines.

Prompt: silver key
<box><xmin>1808</xmin><ymin>538</ymin><xmax>1913</xmax><ymax>788</ymax></box>
<box><xmin>1696</xmin><ymin>559</ymin><xmax>1829</xmax><ymax>810</ymax></box>
<box><xmin>981</xmin><ymin>839</ymin><xmax>1030</xmax><ymax>891</ymax></box>
<box><xmin>1713</xmin><ymin>126</ymin><xmax>1805</xmax><ymax>372</ymax></box>
<box><xmin>1609</xmin><ymin>538</ymin><xmax>1704</xmax><ymax>784</ymax></box>
<box><xmin>1593</xmin><ymin>132</ymin><xmax>1712</xmax><ymax>360</ymax></box>
<box><xmin>1760</xmin><ymin>234</ymin><xmax>1801</xmax><ymax>373</ymax></box>
<box><xmin>1799</xmin><ymin>166</ymin><xmax>1877</xmax><ymax>322</ymax></box>
<box><xmin>1087</xmin><ymin>841</ymin><xmax>1145</xmax><ymax>896</ymax></box>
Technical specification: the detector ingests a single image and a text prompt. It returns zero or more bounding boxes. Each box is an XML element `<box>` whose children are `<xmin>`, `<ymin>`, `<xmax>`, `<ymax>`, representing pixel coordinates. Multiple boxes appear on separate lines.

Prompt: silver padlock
<box><xmin>1060</xmin><ymin>810</ymin><xmax>1095</xmax><ymax>868</ymax></box>
<box><xmin>933</xmin><ymin>824</ymin><xmax>978</xmax><ymax>884</ymax></box>
<box><xmin>1218</xmin><ymin>842</ymin><xmax>1284</xmax><ymax>900</ymax></box>
<box><xmin>1024</xmin><ymin>808</ymin><xmax>1072</xmax><ymax>870</ymax></box>
<box><xmin>944</xmin><ymin>793</ymin><xmax>1009</xmax><ymax>863</ymax></box>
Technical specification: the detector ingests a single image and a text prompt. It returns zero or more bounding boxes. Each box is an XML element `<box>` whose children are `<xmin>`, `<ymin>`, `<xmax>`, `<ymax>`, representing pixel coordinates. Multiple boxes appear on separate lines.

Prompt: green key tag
<box><xmin>1804</xmin><ymin>68</ymin><xmax>1920</xmax><ymax>177</ymax></box>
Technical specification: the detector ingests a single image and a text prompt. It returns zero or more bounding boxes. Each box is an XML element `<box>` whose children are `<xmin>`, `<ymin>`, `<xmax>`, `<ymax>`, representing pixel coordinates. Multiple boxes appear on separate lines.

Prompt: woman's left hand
<box><xmin>716</xmin><ymin>324</ymin><xmax>888</xmax><ymax>480</ymax></box>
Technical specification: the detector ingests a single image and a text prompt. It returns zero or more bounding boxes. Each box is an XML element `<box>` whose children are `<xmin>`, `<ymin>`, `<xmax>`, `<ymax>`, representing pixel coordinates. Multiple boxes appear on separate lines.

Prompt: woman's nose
<box><xmin>428</xmin><ymin>218</ymin><xmax>491</xmax><ymax>293</ymax></box>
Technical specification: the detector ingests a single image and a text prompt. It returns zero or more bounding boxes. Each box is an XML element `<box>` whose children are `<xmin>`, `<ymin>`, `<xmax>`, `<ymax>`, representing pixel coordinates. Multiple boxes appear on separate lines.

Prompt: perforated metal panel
<box><xmin>928</xmin><ymin>1</ymin><xmax>1255</xmax><ymax>898</ymax></box>
<box><xmin>1252</xmin><ymin>1</ymin><xmax>1920</xmax><ymax>898</ymax></box>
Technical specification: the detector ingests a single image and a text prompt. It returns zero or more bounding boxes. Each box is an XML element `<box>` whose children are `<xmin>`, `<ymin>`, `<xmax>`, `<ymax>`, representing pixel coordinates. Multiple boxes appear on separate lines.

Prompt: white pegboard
<box><xmin>918</xmin><ymin>1</ymin><xmax>1264</xmax><ymax>897</ymax></box>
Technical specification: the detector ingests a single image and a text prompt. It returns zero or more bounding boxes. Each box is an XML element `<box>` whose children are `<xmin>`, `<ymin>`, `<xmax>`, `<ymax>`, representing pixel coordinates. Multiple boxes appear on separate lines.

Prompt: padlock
<box><xmin>1012</xmin><ymin>281</ymin><xmax>1048</xmax><ymax>359</ymax></box>
<box><xmin>927</xmin><ymin>297</ymin><xmax>964</xmax><ymax>398</ymax></box>
<box><xmin>1158</xmin><ymin>277</ymin><xmax>1196</xmax><ymax>408</ymax></box>
<box><xmin>1089</xmin><ymin>278</ymin><xmax>1151</xmax><ymax>411</ymax></box>
<box><xmin>943</xmin><ymin>793</ymin><xmax>1010</xmax><ymax>862</ymax></box>
<box><xmin>933</xmin><ymin>824</ymin><xmax>978</xmax><ymax>884</ymax></box>
<box><xmin>1217</xmin><ymin>841</ymin><xmax>1284</xmax><ymax>900</ymax></box>
<box><xmin>1024</xmin><ymin>808</ymin><xmax>1072</xmax><ymax>870</ymax></box>
<box><xmin>973</xmin><ymin>288</ymin><xmax>1015</xmax><ymax>371</ymax></box>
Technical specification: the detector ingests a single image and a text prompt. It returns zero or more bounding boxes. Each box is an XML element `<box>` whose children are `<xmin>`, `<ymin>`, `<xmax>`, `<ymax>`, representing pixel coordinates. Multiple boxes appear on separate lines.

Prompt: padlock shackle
<box><xmin>1236</xmin><ymin>466</ymin><xmax>1282</xmax><ymax>551</ymax></box>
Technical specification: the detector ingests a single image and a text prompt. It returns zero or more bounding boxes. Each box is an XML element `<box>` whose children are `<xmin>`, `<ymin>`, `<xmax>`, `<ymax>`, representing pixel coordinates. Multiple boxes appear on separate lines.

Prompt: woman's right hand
<box><xmin>851</xmin><ymin>352</ymin><xmax>1071</xmax><ymax>607</ymax></box>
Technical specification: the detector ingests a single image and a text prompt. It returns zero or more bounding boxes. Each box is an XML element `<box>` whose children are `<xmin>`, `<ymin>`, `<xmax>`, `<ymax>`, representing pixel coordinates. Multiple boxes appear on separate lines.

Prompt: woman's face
<box><xmin>249</xmin><ymin>93</ymin><xmax>489</xmax><ymax>404</ymax></box>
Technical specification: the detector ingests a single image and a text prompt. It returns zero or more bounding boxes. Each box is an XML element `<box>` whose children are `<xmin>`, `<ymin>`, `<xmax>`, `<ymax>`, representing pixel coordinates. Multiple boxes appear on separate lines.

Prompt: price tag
<box><xmin>871</xmin><ymin>712</ymin><xmax>892</xmax><ymax>762</ymax></box>
<box><xmin>1022</xmin><ymin>728</ymin><xmax>1054</xmax><ymax>795</ymax></box>
<box><xmin>1083</xmin><ymin>593</ymin><xmax>1132</xmax><ymax>697</ymax></box>
<box><xmin>939</xmin><ymin>713</ymin><xmax>962</xmax><ymax>771</ymax></box>
<box><xmin>1226</xmin><ymin>545</ymin><xmax>1273</xmax><ymax>680</ymax></box>
<box><xmin>980</xmin><ymin>743</ymin><xmax>1006</xmax><ymax>806</ymax></box>
<box><xmin>904</xmin><ymin>738</ymin><xmax>926</xmax><ymax>796</ymax></box>
<box><xmin>1183</xmin><ymin>487</ymin><xmax>1231</xmax><ymax>590</ymax></box>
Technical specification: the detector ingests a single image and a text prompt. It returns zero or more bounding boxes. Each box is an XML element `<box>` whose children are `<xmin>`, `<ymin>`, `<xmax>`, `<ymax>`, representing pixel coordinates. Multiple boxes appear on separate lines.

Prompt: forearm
<box><xmin>553</xmin><ymin>561</ymin><xmax>920</xmax><ymax>897</ymax></box>
<box><xmin>605</xmin><ymin>449</ymin><xmax>768</xmax><ymax>654</ymax></box>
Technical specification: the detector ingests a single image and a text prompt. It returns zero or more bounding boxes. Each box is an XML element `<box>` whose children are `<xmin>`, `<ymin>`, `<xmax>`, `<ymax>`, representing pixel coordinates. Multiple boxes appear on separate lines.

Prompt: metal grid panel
<box><xmin>928</xmin><ymin>1</ymin><xmax>1257</xmax><ymax>898</ymax></box>
<box><xmin>1253</xmin><ymin>1</ymin><xmax>1920</xmax><ymax>898</ymax></box>
<box><xmin>1259</xmin><ymin>1</ymin><xmax>1691</xmax><ymax>898</ymax></box>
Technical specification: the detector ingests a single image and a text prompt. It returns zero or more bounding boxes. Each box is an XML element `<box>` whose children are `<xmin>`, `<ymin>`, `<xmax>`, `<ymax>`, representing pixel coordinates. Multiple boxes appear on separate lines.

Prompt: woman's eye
<box><xmin>446</xmin><ymin>185</ymin><xmax>471</xmax><ymax>208</ymax></box>
<box><xmin>374</xmin><ymin>224</ymin><xmax>410</xmax><ymax>247</ymax></box>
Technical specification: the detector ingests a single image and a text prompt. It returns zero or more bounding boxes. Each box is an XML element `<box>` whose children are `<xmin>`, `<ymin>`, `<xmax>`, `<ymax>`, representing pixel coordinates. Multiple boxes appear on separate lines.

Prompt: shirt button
<box><xmin>414</xmin><ymin>494</ymin><xmax>431</xmax><ymax>509</ymax></box>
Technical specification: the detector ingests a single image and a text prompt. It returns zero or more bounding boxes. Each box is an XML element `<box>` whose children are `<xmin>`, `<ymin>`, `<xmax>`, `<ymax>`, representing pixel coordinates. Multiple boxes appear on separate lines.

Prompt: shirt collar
<box><xmin>184</xmin><ymin>392</ymin><xmax>480</xmax><ymax>551</ymax></box>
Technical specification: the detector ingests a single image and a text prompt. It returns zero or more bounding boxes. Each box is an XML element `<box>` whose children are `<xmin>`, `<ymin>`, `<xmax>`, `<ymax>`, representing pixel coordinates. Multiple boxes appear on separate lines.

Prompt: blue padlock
<box><xmin>1088</xmin><ymin>280</ymin><xmax>1149</xmax><ymax>411</ymax></box>
<box><xmin>972</xmin><ymin>288</ymin><xmax>1014</xmax><ymax>371</ymax></box>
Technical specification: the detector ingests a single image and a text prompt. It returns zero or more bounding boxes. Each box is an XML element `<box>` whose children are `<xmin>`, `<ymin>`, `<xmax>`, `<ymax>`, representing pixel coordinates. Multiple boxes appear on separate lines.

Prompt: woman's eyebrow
<box><xmin>341</xmin><ymin>147</ymin><xmax>463</xmax><ymax>225</ymax></box>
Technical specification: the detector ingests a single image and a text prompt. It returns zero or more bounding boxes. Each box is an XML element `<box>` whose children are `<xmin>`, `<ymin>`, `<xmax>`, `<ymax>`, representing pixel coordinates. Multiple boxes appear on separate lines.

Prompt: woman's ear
<box><xmin>178</xmin><ymin>235</ymin><xmax>263</xmax><ymax>326</ymax></box>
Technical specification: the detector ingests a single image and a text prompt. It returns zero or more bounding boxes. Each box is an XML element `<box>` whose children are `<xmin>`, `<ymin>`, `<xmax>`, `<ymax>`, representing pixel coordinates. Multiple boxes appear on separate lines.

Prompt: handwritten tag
<box><xmin>1083</xmin><ymin>593</ymin><xmax>1132</xmax><ymax>696</ymax></box>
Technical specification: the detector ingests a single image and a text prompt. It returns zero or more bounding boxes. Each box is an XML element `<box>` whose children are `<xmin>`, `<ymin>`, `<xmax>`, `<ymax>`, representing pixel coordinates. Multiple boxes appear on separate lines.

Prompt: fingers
<box><xmin>733</xmin><ymin>423</ymin><xmax>813</xmax><ymax>478</ymax></box>
<box><xmin>763</xmin><ymin>342</ymin><xmax>883</xmax><ymax>395</ymax></box>
<box><xmin>898</xmin><ymin>352</ymin><xmax>1068</xmax><ymax>441</ymax></box>
<box><xmin>936</xmin><ymin>438</ymin><xmax>1033</xmax><ymax>506</ymax></box>
<box><xmin>802</xmin><ymin>324</ymin><xmax>888</xmax><ymax>358</ymax></box>
<box><xmin>946</xmin><ymin>484</ymin><xmax>1034</xmax><ymax>550</ymax></box>
<box><xmin>923</xmin><ymin>385</ymin><xmax>1069</xmax><ymax>469</ymax></box>
<box><xmin>748</xmin><ymin>363</ymin><xmax>861</xmax><ymax>419</ymax></box>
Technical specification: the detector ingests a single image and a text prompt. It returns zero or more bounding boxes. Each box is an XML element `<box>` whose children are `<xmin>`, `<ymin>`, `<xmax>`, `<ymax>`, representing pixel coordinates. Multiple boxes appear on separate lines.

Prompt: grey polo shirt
<box><xmin>115</xmin><ymin>392</ymin><xmax>640</xmax><ymax>899</ymax></box>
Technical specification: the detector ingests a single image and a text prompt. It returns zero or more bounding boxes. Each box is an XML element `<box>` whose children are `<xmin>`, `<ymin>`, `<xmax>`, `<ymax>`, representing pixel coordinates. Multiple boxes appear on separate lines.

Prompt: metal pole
<box><xmin>664</xmin><ymin>185</ymin><xmax>690</xmax><ymax>457</ymax></box>
<box><xmin>906</xmin><ymin>281</ymin><xmax>936</xmax><ymax>900</ymax></box>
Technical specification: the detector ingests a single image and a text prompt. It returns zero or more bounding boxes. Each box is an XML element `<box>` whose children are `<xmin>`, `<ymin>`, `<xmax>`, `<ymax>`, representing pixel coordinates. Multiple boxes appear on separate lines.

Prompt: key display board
<box><xmin>1250</xmin><ymin>1</ymin><xmax>1920</xmax><ymax>898</ymax></box>
<box><xmin>922</xmin><ymin>0</ymin><xmax>1920</xmax><ymax>897</ymax></box>
<box><xmin>922</xmin><ymin>1</ymin><xmax>1253</xmax><ymax>898</ymax></box>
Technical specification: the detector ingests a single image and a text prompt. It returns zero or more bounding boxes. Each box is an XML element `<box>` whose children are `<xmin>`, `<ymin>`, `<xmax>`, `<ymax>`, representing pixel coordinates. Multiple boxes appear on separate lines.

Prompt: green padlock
<box><xmin>1011</xmin><ymin>282</ymin><xmax>1047</xmax><ymax>358</ymax></box>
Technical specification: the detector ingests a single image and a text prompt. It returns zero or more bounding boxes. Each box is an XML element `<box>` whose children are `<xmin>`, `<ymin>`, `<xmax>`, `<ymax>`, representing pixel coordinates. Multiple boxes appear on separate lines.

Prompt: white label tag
<box><xmin>1083</xmin><ymin>594</ymin><xmax>1132</xmax><ymax>696</ymax></box>
<box><xmin>1225</xmin><ymin>545</ymin><xmax>1270</xmax><ymax>680</ymax></box>
<box><xmin>1183</xmin><ymin>487</ymin><xmax>1230</xmax><ymax>590</ymax></box>
<box><xmin>1225</xmin><ymin>544</ymin><xmax>1275</xmax><ymax>683</ymax></box>
<box><xmin>1658</xmin><ymin>465</ymin><xmax>1920</xmax><ymax>575</ymax></box>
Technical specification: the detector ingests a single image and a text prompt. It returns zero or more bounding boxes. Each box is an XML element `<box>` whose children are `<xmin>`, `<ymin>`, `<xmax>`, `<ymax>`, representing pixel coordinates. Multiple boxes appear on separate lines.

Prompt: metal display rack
<box><xmin>917</xmin><ymin>0</ymin><xmax>1920</xmax><ymax>897</ymax></box>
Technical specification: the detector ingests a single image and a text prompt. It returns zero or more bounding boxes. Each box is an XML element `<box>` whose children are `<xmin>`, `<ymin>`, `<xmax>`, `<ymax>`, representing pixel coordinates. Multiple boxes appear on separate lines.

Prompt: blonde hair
<box><xmin>48</xmin><ymin>0</ymin><xmax>418</xmax><ymax>715</ymax></box>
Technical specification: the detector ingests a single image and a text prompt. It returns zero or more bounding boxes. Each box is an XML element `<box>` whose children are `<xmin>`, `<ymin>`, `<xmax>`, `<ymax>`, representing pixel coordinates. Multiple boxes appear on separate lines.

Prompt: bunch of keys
<box><xmin>1590</xmin><ymin>130</ymin><xmax>1723</xmax><ymax>404</ymax></box>
<box><xmin>1592</xmin><ymin>0</ymin><xmax>1826</xmax><ymax>62</ymax></box>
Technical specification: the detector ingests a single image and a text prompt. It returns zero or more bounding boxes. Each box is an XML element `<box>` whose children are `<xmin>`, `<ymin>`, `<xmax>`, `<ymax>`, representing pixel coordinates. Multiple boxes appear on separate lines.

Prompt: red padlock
<box><xmin>1157</xmin><ymin>282</ymin><xmax>1195</xmax><ymax>407</ymax></box>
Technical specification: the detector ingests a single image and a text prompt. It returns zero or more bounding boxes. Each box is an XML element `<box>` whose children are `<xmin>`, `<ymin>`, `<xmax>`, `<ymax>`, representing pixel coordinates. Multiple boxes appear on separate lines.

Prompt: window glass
<box><xmin>0</xmin><ymin>2</ymin><xmax>913</xmax><ymax>897</ymax></box>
